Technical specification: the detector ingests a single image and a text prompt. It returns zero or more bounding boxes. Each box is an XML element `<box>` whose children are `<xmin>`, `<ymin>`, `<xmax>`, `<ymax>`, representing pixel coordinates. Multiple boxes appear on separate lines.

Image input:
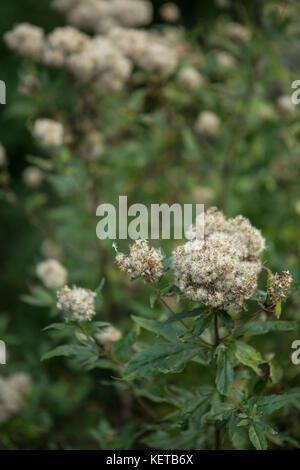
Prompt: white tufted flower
<box><xmin>96</xmin><ymin>326</ymin><xmax>122</xmax><ymax>345</ymax></box>
<box><xmin>277</xmin><ymin>95</ymin><xmax>295</xmax><ymax>119</ymax></box>
<box><xmin>0</xmin><ymin>373</ymin><xmax>31</xmax><ymax>423</ymax></box>
<box><xmin>57</xmin><ymin>285</ymin><xmax>97</xmax><ymax>321</ymax></box>
<box><xmin>195</xmin><ymin>111</ymin><xmax>220</xmax><ymax>137</ymax></box>
<box><xmin>159</xmin><ymin>3</ymin><xmax>181</xmax><ymax>23</ymax></box>
<box><xmin>37</xmin><ymin>259</ymin><xmax>67</xmax><ymax>289</ymax></box>
<box><xmin>22</xmin><ymin>166</ymin><xmax>44</xmax><ymax>188</ymax></box>
<box><xmin>4</xmin><ymin>23</ymin><xmax>45</xmax><ymax>59</ymax></box>
<box><xmin>178</xmin><ymin>67</ymin><xmax>203</xmax><ymax>91</ymax></box>
<box><xmin>115</xmin><ymin>239</ymin><xmax>164</xmax><ymax>283</ymax></box>
<box><xmin>33</xmin><ymin>119</ymin><xmax>64</xmax><ymax>148</ymax></box>
<box><xmin>173</xmin><ymin>208</ymin><xmax>265</xmax><ymax>311</ymax></box>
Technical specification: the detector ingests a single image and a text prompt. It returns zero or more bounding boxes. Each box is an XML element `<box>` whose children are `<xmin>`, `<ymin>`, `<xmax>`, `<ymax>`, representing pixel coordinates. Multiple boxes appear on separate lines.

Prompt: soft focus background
<box><xmin>0</xmin><ymin>0</ymin><xmax>299</xmax><ymax>449</ymax></box>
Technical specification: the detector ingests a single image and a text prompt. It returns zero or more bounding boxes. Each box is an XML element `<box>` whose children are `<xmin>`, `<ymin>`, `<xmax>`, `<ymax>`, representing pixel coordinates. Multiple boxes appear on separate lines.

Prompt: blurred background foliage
<box><xmin>0</xmin><ymin>0</ymin><xmax>299</xmax><ymax>449</ymax></box>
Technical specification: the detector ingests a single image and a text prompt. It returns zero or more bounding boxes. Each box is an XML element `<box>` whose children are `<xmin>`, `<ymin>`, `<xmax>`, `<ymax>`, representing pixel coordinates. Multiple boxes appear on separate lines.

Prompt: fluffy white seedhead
<box><xmin>159</xmin><ymin>3</ymin><xmax>181</xmax><ymax>23</ymax></box>
<box><xmin>195</xmin><ymin>111</ymin><xmax>220</xmax><ymax>137</ymax></box>
<box><xmin>267</xmin><ymin>271</ymin><xmax>293</xmax><ymax>304</ymax></box>
<box><xmin>4</xmin><ymin>23</ymin><xmax>45</xmax><ymax>59</ymax></box>
<box><xmin>109</xmin><ymin>27</ymin><xmax>179</xmax><ymax>78</ymax></box>
<box><xmin>0</xmin><ymin>373</ymin><xmax>31</xmax><ymax>423</ymax></box>
<box><xmin>33</xmin><ymin>119</ymin><xmax>64</xmax><ymax>147</ymax></box>
<box><xmin>115</xmin><ymin>239</ymin><xmax>164</xmax><ymax>283</ymax></box>
<box><xmin>57</xmin><ymin>285</ymin><xmax>97</xmax><ymax>321</ymax></box>
<box><xmin>173</xmin><ymin>208</ymin><xmax>265</xmax><ymax>311</ymax></box>
<box><xmin>96</xmin><ymin>326</ymin><xmax>122</xmax><ymax>344</ymax></box>
<box><xmin>22</xmin><ymin>166</ymin><xmax>44</xmax><ymax>188</ymax></box>
<box><xmin>178</xmin><ymin>66</ymin><xmax>203</xmax><ymax>91</ymax></box>
<box><xmin>226</xmin><ymin>22</ymin><xmax>251</xmax><ymax>42</ymax></box>
<box><xmin>52</xmin><ymin>0</ymin><xmax>153</xmax><ymax>32</ymax></box>
<box><xmin>36</xmin><ymin>259</ymin><xmax>67</xmax><ymax>289</ymax></box>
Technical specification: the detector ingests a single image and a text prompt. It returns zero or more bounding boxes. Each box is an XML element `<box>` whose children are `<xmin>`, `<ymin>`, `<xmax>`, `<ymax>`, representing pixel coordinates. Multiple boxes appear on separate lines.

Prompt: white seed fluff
<box><xmin>96</xmin><ymin>326</ymin><xmax>122</xmax><ymax>344</ymax></box>
<box><xmin>195</xmin><ymin>111</ymin><xmax>220</xmax><ymax>137</ymax></box>
<box><xmin>173</xmin><ymin>208</ymin><xmax>265</xmax><ymax>311</ymax></box>
<box><xmin>57</xmin><ymin>285</ymin><xmax>97</xmax><ymax>321</ymax></box>
<box><xmin>36</xmin><ymin>259</ymin><xmax>67</xmax><ymax>289</ymax></box>
<box><xmin>4</xmin><ymin>23</ymin><xmax>45</xmax><ymax>60</ymax></box>
<box><xmin>0</xmin><ymin>373</ymin><xmax>31</xmax><ymax>423</ymax></box>
<box><xmin>22</xmin><ymin>166</ymin><xmax>44</xmax><ymax>188</ymax></box>
<box><xmin>178</xmin><ymin>66</ymin><xmax>203</xmax><ymax>91</ymax></box>
<box><xmin>33</xmin><ymin>119</ymin><xmax>64</xmax><ymax>147</ymax></box>
<box><xmin>115</xmin><ymin>239</ymin><xmax>164</xmax><ymax>283</ymax></box>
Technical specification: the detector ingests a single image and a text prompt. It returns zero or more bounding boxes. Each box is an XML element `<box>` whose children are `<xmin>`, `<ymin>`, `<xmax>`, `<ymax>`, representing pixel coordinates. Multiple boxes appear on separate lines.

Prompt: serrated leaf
<box><xmin>163</xmin><ymin>308</ymin><xmax>205</xmax><ymax>325</ymax></box>
<box><xmin>43</xmin><ymin>323</ymin><xmax>75</xmax><ymax>332</ymax></box>
<box><xmin>234</xmin><ymin>341</ymin><xmax>264</xmax><ymax>375</ymax></box>
<box><xmin>249</xmin><ymin>423</ymin><xmax>268</xmax><ymax>450</ymax></box>
<box><xmin>41</xmin><ymin>344</ymin><xmax>88</xmax><ymax>361</ymax></box>
<box><xmin>123</xmin><ymin>342</ymin><xmax>200</xmax><ymax>379</ymax></box>
<box><xmin>132</xmin><ymin>315</ymin><xmax>183</xmax><ymax>341</ymax></box>
<box><xmin>193</xmin><ymin>311</ymin><xmax>213</xmax><ymax>335</ymax></box>
<box><xmin>235</xmin><ymin>320</ymin><xmax>296</xmax><ymax>337</ymax></box>
<box><xmin>113</xmin><ymin>328</ymin><xmax>137</xmax><ymax>362</ymax></box>
<box><xmin>216</xmin><ymin>344</ymin><xmax>234</xmax><ymax>395</ymax></box>
<box><xmin>247</xmin><ymin>391</ymin><xmax>300</xmax><ymax>415</ymax></box>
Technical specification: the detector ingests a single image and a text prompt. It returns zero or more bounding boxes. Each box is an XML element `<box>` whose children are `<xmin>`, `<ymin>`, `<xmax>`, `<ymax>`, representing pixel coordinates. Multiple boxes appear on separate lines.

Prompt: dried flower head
<box><xmin>96</xmin><ymin>326</ymin><xmax>122</xmax><ymax>345</ymax></box>
<box><xmin>226</xmin><ymin>22</ymin><xmax>251</xmax><ymax>42</ymax></box>
<box><xmin>52</xmin><ymin>0</ymin><xmax>153</xmax><ymax>33</ymax></box>
<box><xmin>109</xmin><ymin>27</ymin><xmax>178</xmax><ymax>78</ymax></box>
<box><xmin>36</xmin><ymin>259</ymin><xmax>67</xmax><ymax>289</ymax></box>
<box><xmin>22</xmin><ymin>166</ymin><xmax>44</xmax><ymax>188</ymax></box>
<box><xmin>277</xmin><ymin>95</ymin><xmax>295</xmax><ymax>119</ymax></box>
<box><xmin>173</xmin><ymin>208</ymin><xmax>265</xmax><ymax>310</ymax></box>
<box><xmin>66</xmin><ymin>35</ymin><xmax>132</xmax><ymax>92</ymax></box>
<box><xmin>0</xmin><ymin>373</ymin><xmax>31</xmax><ymax>423</ymax></box>
<box><xmin>57</xmin><ymin>285</ymin><xmax>97</xmax><ymax>321</ymax></box>
<box><xmin>160</xmin><ymin>3</ymin><xmax>181</xmax><ymax>23</ymax></box>
<box><xmin>267</xmin><ymin>271</ymin><xmax>293</xmax><ymax>305</ymax></box>
<box><xmin>4</xmin><ymin>23</ymin><xmax>45</xmax><ymax>59</ymax></box>
<box><xmin>33</xmin><ymin>119</ymin><xmax>64</xmax><ymax>147</ymax></box>
<box><xmin>195</xmin><ymin>111</ymin><xmax>220</xmax><ymax>137</ymax></box>
<box><xmin>115</xmin><ymin>239</ymin><xmax>164</xmax><ymax>283</ymax></box>
<box><xmin>215</xmin><ymin>51</ymin><xmax>236</xmax><ymax>71</ymax></box>
<box><xmin>178</xmin><ymin>66</ymin><xmax>203</xmax><ymax>91</ymax></box>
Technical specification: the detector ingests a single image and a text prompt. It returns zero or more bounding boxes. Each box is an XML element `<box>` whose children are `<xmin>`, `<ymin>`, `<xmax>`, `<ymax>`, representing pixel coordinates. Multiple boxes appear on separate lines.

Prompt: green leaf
<box><xmin>218</xmin><ymin>310</ymin><xmax>234</xmax><ymax>332</ymax></box>
<box><xmin>249</xmin><ymin>423</ymin><xmax>268</xmax><ymax>450</ymax></box>
<box><xmin>215</xmin><ymin>344</ymin><xmax>234</xmax><ymax>395</ymax></box>
<box><xmin>209</xmin><ymin>402</ymin><xmax>236</xmax><ymax>421</ymax></box>
<box><xmin>41</xmin><ymin>344</ymin><xmax>88</xmax><ymax>361</ymax></box>
<box><xmin>163</xmin><ymin>308</ymin><xmax>204</xmax><ymax>325</ymax></box>
<box><xmin>123</xmin><ymin>342</ymin><xmax>200</xmax><ymax>379</ymax></box>
<box><xmin>43</xmin><ymin>323</ymin><xmax>75</xmax><ymax>332</ymax></box>
<box><xmin>132</xmin><ymin>315</ymin><xmax>183</xmax><ymax>341</ymax></box>
<box><xmin>113</xmin><ymin>328</ymin><xmax>137</xmax><ymax>362</ymax></box>
<box><xmin>150</xmin><ymin>293</ymin><xmax>159</xmax><ymax>309</ymax></box>
<box><xmin>22</xmin><ymin>286</ymin><xmax>55</xmax><ymax>307</ymax></box>
<box><xmin>94</xmin><ymin>279</ymin><xmax>105</xmax><ymax>311</ymax></box>
<box><xmin>193</xmin><ymin>311</ymin><xmax>213</xmax><ymax>335</ymax></box>
<box><xmin>234</xmin><ymin>341</ymin><xmax>265</xmax><ymax>375</ymax></box>
<box><xmin>247</xmin><ymin>391</ymin><xmax>300</xmax><ymax>415</ymax></box>
<box><xmin>235</xmin><ymin>320</ymin><xmax>296</xmax><ymax>337</ymax></box>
